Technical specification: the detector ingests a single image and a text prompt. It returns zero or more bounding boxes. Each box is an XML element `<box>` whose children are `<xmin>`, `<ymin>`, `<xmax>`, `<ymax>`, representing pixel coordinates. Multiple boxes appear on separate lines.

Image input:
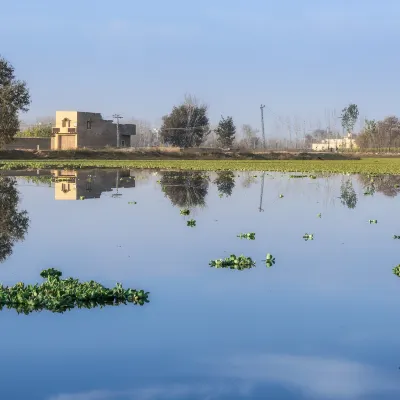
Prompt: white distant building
<box><xmin>312</xmin><ymin>133</ymin><xmax>358</xmax><ymax>151</ymax></box>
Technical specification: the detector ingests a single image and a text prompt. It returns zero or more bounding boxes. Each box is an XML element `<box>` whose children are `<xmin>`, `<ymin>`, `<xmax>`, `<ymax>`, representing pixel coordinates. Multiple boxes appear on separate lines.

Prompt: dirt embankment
<box><xmin>0</xmin><ymin>149</ymin><xmax>359</xmax><ymax>161</ymax></box>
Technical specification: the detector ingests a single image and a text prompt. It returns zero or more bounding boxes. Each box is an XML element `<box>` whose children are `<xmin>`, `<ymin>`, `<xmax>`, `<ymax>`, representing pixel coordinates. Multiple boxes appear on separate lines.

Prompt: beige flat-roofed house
<box><xmin>51</xmin><ymin>111</ymin><xmax>136</xmax><ymax>150</ymax></box>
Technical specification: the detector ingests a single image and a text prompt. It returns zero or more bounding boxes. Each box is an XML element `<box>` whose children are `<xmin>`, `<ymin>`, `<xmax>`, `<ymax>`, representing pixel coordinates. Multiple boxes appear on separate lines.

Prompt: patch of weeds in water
<box><xmin>79</xmin><ymin>196</ymin><xmax>85</xmax><ymax>200</ymax></box>
<box><xmin>317</xmin><ymin>213</ymin><xmax>322</xmax><ymax>218</ymax></box>
<box><xmin>393</xmin><ymin>265</ymin><xmax>400</xmax><ymax>277</ymax></box>
<box><xmin>0</xmin><ymin>268</ymin><xmax>149</xmax><ymax>314</ymax></box>
<box><xmin>309</xmin><ymin>175</ymin><xmax>317</xmax><ymax>179</ymax></box>
<box><xmin>279</xmin><ymin>194</ymin><xmax>284</xmax><ymax>198</ymax></box>
<box><xmin>237</xmin><ymin>233</ymin><xmax>255</xmax><ymax>240</ymax></box>
<box><xmin>264</xmin><ymin>253</ymin><xmax>275</xmax><ymax>267</ymax></box>
<box><xmin>209</xmin><ymin>254</ymin><xmax>256</xmax><ymax>270</ymax></box>
<box><xmin>187</xmin><ymin>219</ymin><xmax>196</xmax><ymax>227</ymax></box>
<box><xmin>128</xmin><ymin>201</ymin><xmax>137</xmax><ymax>205</ymax></box>
<box><xmin>393</xmin><ymin>235</ymin><xmax>400</xmax><ymax>239</ymax></box>
<box><xmin>290</xmin><ymin>175</ymin><xmax>307</xmax><ymax>178</ymax></box>
<box><xmin>180</xmin><ymin>209</ymin><xmax>190</xmax><ymax>216</ymax></box>
<box><xmin>369</xmin><ymin>219</ymin><xmax>378</xmax><ymax>224</ymax></box>
<box><xmin>218</xmin><ymin>193</ymin><xmax>223</xmax><ymax>198</ymax></box>
<box><xmin>303</xmin><ymin>233</ymin><xmax>314</xmax><ymax>241</ymax></box>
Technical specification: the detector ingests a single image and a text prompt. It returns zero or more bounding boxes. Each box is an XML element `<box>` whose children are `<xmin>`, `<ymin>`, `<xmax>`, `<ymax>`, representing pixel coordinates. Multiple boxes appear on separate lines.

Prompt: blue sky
<box><xmin>1</xmin><ymin>0</ymin><xmax>399</xmax><ymax>135</ymax></box>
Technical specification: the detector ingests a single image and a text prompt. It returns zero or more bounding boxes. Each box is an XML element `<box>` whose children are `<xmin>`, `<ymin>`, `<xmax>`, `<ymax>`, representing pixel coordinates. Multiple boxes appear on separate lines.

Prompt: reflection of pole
<box><xmin>260</xmin><ymin>105</ymin><xmax>266</xmax><ymax>149</ymax></box>
<box><xmin>258</xmin><ymin>172</ymin><xmax>265</xmax><ymax>212</ymax></box>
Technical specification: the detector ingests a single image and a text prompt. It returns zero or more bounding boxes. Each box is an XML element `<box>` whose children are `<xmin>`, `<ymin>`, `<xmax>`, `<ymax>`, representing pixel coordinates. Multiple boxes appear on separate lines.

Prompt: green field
<box><xmin>1</xmin><ymin>158</ymin><xmax>400</xmax><ymax>174</ymax></box>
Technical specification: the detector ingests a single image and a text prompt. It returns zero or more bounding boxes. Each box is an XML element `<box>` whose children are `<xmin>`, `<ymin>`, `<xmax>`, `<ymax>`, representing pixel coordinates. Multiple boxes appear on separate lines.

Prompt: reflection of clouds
<box><xmin>49</xmin><ymin>383</ymin><xmax>252</xmax><ymax>400</ymax></box>
<box><xmin>219</xmin><ymin>353</ymin><xmax>399</xmax><ymax>399</ymax></box>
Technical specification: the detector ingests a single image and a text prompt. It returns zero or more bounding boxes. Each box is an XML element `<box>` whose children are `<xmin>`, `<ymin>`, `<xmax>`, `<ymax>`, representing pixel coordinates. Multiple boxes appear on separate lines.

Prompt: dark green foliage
<box><xmin>237</xmin><ymin>232</ymin><xmax>255</xmax><ymax>240</ymax></box>
<box><xmin>209</xmin><ymin>254</ymin><xmax>255</xmax><ymax>270</ymax></box>
<box><xmin>393</xmin><ymin>265</ymin><xmax>400</xmax><ymax>277</ymax></box>
<box><xmin>187</xmin><ymin>219</ymin><xmax>196</xmax><ymax>227</ymax></box>
<box><xmin>0</xmin><ymin>177</ymin><xmax>29</xmax><ymax>262</ymax></box>
<box><xmin>0</xmin><ymin>56</ymin><xmax>31</xmax><ymax>147</ymax></box>
<box><xmin>340</xmin><ymin>179</ymin><xmax>357</xmax><ymax>209</ymax></box>
<box><xmin>303</xmin><ymin>233</ymin><xmax>314</xmax><ymax>241</ymax></box>
<box><xmin>180</xmin><ymin>209</ymin><xmax>190</xmax><ymax>215</ymax></box>
<box><xmin>340</xmin><ymin>104</ymin><xmax>359</xmax><ymax>133</ymax></box>
<box><xmin>16</xmin><ymin>125</ymin><xmax>52</xmax><ymax>138</ymax></box>
<box><xmin>160</xmin><ymin>171</ymin><xmax>209</xmax><ymax>208</ymax></box>
<box><xmin>265</xmin><ymin>253</ymin><xmax>275</xmax><ymax>267</ymax></box>
<box><xmin>0</xmin><ymin>268</ymin><xmax>150</xmax><ymax>314</ymax></box>
<box><xmin>214</xmin><ymin>171</ymin><xmax>235</xmax><ymax>197</ymax></box>
<box><xmin>215</xmin><ymin>115</ymin><xmax>236</xmax><ymax>147</ymax></box>
<box><xmin>160</xmin><ymin>100</ymin><xmax>210</xmax><ymax>147</ymax></box>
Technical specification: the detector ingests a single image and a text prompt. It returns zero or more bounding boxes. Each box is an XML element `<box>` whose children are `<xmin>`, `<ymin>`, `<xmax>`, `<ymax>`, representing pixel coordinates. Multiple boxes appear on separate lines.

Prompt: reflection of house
<box><xmin>53</xmin><ymin>169</ymin><xmax>135</xmax><ymax>200</ymax></box>
<box><xmin>312</xmin><ymin>133</ymin><xmax>358</xmax><ymax>151</ymax></box>
<box><xmin>51</xmin><ymin>111</ymin><xmax>136</xmax><ymax>150</ymax></box>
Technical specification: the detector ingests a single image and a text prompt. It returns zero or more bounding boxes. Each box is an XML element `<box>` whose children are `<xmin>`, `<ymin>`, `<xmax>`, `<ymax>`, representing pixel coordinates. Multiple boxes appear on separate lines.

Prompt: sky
<box><xmin>1</xmin><ymin>0</ymin><xmax>400</xmax><ymax>135</ymax></box>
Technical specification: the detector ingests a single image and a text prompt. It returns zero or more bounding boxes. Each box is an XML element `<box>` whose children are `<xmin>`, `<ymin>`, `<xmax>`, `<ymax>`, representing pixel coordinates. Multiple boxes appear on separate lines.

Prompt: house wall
<box><xmin>4</xmin><ymin>137</ymin><xmax>51</xmax><ymax>150</ymax></box>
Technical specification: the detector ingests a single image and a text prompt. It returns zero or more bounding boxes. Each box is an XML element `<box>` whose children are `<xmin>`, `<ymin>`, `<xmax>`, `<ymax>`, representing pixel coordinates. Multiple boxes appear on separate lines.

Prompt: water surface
<box><xmin>1</xmin><ymin>169</ymin><xmax>400</xmax><ymax>400</ymax></box>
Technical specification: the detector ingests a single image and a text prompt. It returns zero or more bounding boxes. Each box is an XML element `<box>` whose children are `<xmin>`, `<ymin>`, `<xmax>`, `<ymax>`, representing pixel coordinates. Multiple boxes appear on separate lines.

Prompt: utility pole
<box><xmin>113</xmin><ymin>114</ymin><xmax>123</xmax><ymax>147</ymax></box>
<box><xmin>260</xmin><ymin>105</ymin><xmax>266</xmax><ymax>149</ymax></box>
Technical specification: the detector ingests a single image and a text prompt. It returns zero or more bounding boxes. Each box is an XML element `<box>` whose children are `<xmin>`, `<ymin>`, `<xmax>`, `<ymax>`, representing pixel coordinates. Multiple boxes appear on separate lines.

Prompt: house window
<box><xmin>62</xmin><ymin>118</ymin><xmax>70</xmax><ymax>128</ymax></box>
<box><xmin>61</xmin><ymin>183</ymin><xmax>70</xmax><ymax>193</ymax></box>
<box><xmin>87</xmin><ymin>120</ymin><xmax>92</xmax><ymax>129</ymax></box>
<box><xmin>121</xmin><ymin>140</ymin><xmax>125</xmax><ymax>146</ymax></box>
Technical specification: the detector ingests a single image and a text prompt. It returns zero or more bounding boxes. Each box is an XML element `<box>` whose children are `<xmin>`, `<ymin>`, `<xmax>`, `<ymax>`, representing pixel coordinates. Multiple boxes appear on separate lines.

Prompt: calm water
<box><xmin>1</xmin><ymin>169</ymin><xmax>400</xmax><ymax>400</ymax></box>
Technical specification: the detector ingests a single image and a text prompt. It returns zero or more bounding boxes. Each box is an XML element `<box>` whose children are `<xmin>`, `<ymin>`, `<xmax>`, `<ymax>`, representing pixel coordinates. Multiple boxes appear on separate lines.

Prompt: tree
<box><xmin>340</xmin><ymin>179</ymin><xmax>357</xmax><ymax>209</ymax></box>
<box><xmin>160</xmin><ymin>95</ymin><xmax>210</xmax><ymax>148</ymax></box>
<box><xmin>340</xmin><ymin>104</ymin><xmax>359</xmax><ymax>135</ymax></box>
<box><xmin>16</xmin><ymin>124</ymin><xmax>52</xmax><ymax>138</ymax></box>
<box><xmin>241</xmin><ymin>124</ymin><xmax>260</xmax><ymax>149</ymax></box>
<box><xmin>0</xmin><ymin>177</ymin><xmax>29</xmax><ymax>262</ymax></box>
<box><xmin>356</xmin><ymin>116</ymin><xmax>400</xmax><ymax>149</ymax></box>
<box><xmin>160</xmin><ymin>171</ymin><xmax>209</xmax><ymax>208</ymax></box>
<box><xmin>0</xmin><ymin>56</ymin><xmax>31</xmax><ymax>147</ymax></box>
<box><xmin>215</xmin><ymin>116</ymin><xmax>236</xmax><ymax>148</ymax></box>
<box><xmin>214</xmin><ymin>171</ymin><xmax>235</xmax><ymax>197</ymax></box>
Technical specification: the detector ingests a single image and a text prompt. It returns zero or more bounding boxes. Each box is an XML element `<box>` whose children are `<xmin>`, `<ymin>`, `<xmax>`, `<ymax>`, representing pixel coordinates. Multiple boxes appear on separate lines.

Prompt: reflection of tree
<box><xmin>358</xmin><ymin>174</ymin><xmax>400</xmax><ymax>197</ymax></box>
<box><xmin>340</xmin><ymin>179</ymin><xmax>357</xmax><ymax>209</ymax></box>
<box><xmin>160</xmin><ymin>171</ymin><xmax>209</xmax><ymax>208</ymax></box>
<box><xmin>214</xmin><ymin>171</ymin><xmax>235</xmax><ymax>197</ymax></box>
<box><xmin>0</xmin><ymin>177</ymin><xmax>29</xmax><ymax>262</ymax></box>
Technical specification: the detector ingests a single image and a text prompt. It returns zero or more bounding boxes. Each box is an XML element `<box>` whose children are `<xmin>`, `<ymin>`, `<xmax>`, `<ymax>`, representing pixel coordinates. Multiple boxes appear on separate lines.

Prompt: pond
<box><xmin>1</xmin><ymin>168</ymin><xmax>400</xmax><ymax>399</ymax></box>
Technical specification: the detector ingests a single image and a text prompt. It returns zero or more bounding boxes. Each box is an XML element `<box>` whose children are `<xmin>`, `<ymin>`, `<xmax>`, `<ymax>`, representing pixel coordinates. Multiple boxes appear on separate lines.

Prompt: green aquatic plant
<box><xmin>187</xmin><ymin>219</ymin><xmax>196</xmax><ymax>227</ymax></box>
<box><xmin>209</xmin><ymin>254</ymin><xmax>256</xmax><ymax>270</ymax></box>
<box><xmin>290</xmin><ymin>175</ymin><xmax>307</xmax><ymax>178</ymax></box>
<box><xmin>393</xmin><ymin>235</ymin><xmax>400</xmax><ymax>239</ymax></box>
<box><xmin>218</xmin><ymin>193</ymin><xmax>223</xmax><ymax>198</ymax></box>
<box><xmin>317</xmin><ymin>213</ymin><xmax>321</xmax><ymax>218</ymax></box>
<box><xmin>303</xmin><ymin>233</ymin><xmax>314</xmax><ymax>241</ymax></box>
<box><xmin>0</xmin><ymin>268</ymin><xmax>150</xmax><ymax>314</ymax></box>
<box><xmin>264</xmin><ymin>253</ymin><xmax>275</xmax><ymax>267</ymax></box>
<box><xmin>128</xmin><ymin>201</ymin><xmax>137</xmax><ymax>205</ymax></box>
<box><xmin>309</xmin><ymin>175</ymin><xmax>317</xmax><ymax>179</ymax></box>
<box><xmin>279</xmin><ymin>194</ymin><xmax>284</xmax><ymax>198</ymax></box>
<box><xmin>369</xmin><ymin>219</ymin><xmax>378</xmax><ymax>224</ymax></box>
<box><xmin>237</xmin><ymin>232</ymin><xmax>255</xmax><ymax>240</ymax></box>
<box><xmin>79</xmin><ymin>196</ymin><xmax>85</xmax><ymax>200</ymax></box>
<box><xmin>180</xmin><ymin>209</ymin><xmax>190</xmax><ymax>215</ymax></box>
<box><xmin>393</xmin><ymin>265</ymin><xmax>400</xmax><ymax>277</ymax></box>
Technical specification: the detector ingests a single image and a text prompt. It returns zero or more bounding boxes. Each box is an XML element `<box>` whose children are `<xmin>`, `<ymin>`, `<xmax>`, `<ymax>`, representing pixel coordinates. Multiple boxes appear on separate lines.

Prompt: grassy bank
<box><xmin>1</xmin><ymin>158</ymin><xmax>400</xmax><ymax>174</ymax></box>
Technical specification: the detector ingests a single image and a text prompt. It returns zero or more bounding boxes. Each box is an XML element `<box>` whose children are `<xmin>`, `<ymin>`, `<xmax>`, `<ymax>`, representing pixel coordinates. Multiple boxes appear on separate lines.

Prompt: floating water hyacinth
<box><xmin>128</xmin><ymin>201</ymin><xmax>137</xmax><ymax>205</ymax></box>
<box><xmin>265</xmin><ymin>253</ymin><xmax>275</xmax><ymax>267</ymax></box>
<box><xmin>0</xmin><ymin>268</ymin><xmax>150</xmax><ymax>315</ymax></box>
<box><xmin>393</xmin><ymin>265</ymin><xmax>400</xmax><ymax>277</ymax></box>
<box><xmin>290</xmin><ymin>175</ymin><xmax>307</xmax><ymax>178</ymax></box>
<box><xmin>180</xmin><ymin>209</ymin><xmax>190</xmax><ymax>216</ymax></box>
<box><xmin>369</xmin><ymin>219</ymin><xmax>378</xmax><ymax>224</ymax></box>
<box><xmin>317</xmin><ymin>213</ymin><xmax>321</xmax><ymax>218</ymax></box>
<box><xmin>279</xmin><ymin>194</ymin><xmax>284</xmax><ymax>198</ymax></box>
<box><xmin>187</xmin><ymin>219</ymin><xmax>196</xmax><ymax>227</ymax></box>
<box><xmin>218</xmin><ymin>193</ymin><xmax>223</xmax><ymax>198</ymax></box>
<box><xmin>79</xmin><ymin>196</ymin><xmax>85</xmax><ymax>200</ymax></box>
<box><xmin>209</xmin><ymin>254</ymin><xmax>255</xmax><ymax>270</ymax></box>
<box><xmin>393</xmin><ymin>235</ymin><xmax>400</xmax><ymax>239</ymax></box>
<box><xmin>303</xmin><ymin>233</ymin><xmax>314</xmax><ymax>241</ymax></box>
<box><xmin>237</xmin><ymin>233</ymin><xmax>256</xmax><ymax>240</ymax></box>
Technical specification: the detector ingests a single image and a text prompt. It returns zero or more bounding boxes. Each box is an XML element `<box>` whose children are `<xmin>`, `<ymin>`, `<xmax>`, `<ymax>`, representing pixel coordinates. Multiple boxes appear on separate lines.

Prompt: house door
<box><xmin>58</xmin><ymin>135</ymin><xmax>76</xmax><ymax>150</ymax></box>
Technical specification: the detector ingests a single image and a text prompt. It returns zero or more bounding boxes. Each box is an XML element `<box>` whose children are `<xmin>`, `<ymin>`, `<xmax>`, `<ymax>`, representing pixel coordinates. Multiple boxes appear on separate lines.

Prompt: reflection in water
<box><xmin>0</xmin><ymin>177</ymin><xmax>29</xmax><ymax>263</ymax></box>
<box><xmin>213</xmin><ymin>171</ymin><xmax>235</xmax><ymax>197</ymax></box>
<box><xmin>52</xmin><ymin>169</ymin><xmax>135</xmax><ymax>200</ymax></box>
<box><xmin>358</xmin><ymin>174</ymin><xmax>400</xmax><ymax>197</ymax></box>
<box><xmin>339</xmin><ymin>178</ymin><xmax>357</xmax><ymax>209</ymax></box>
<box><xmin>160</xmin><ymin>171</ymin><xmax>209</xmax><ymax>208</ymax></box>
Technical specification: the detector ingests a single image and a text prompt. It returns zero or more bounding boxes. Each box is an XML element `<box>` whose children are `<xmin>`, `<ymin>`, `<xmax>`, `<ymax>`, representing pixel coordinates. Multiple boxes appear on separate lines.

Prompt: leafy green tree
<box><xmin>214</xmin><ymin>171</ymin><xmax>235</xmax><ymax>197</ymax></box>
<box><xmin>215</xmin><ymin>116</ymin><xmax>236</xmax><ymax>148</ymax></box>
<box><xmin>160</xmin><ymin>171</ymin><xmax>209</xmax><ymax>208</ymax></box>
<box><xmin>16</xmin><ymin>124</ymin><xmax>52</xmax><ymax>138</ymax></box>
<box><xmin>340</xmin><ymin>179</ymin><xmax>357</xmax><ymax>209</ymax></box>
<box><xmin>160</xmin><ymin>96</ymin><xmax>210</xmax><ymax>147</ymax></box>
<box><xmin>0</xmin><ymin>56</ymin><xmax>31</xmax><ymax>147</ymax></box>
<box><xmin>0</xmin><ymin>177</ymin><xmax>29</xmax><ymax>262</ymax></box>
<box><xmin>340</xmin><ymin>104</ymin><xmax>359</xmax><ymax>134</ymax></box>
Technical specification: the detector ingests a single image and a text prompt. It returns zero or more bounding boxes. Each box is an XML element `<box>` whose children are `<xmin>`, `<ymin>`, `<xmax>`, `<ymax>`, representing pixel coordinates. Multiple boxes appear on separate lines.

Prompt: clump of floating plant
<box><xmin>279</xmin><ymin>194</ymin><xmax>284</xmax><ymax>198</ymax></box>
<box><xmin>392</xmin><ymin>265</ymin><xmax>400</xmax><ymax>277</ymax></box>
<box><xmin>369</xmin><ymin>219</ymin><xmax>378</xmax><ymax>224</ymax></box>
<box><xmin>79</xmin><ymin>196</ymin><xmax>85</xmax><ymax>200</ymax></box>
<box><xmin>317</xmin><ymin>213</ymin><xmax>322</xmax><ymax>218</ymax></box>
<box><xmin>393</xmin><ymin>235</ymin><xmax>400</xmax><ymax>239</ymax></box>
<box><xmin>290</xmin><ymin>175</ymin><xmax>307</xmax><ymax>178</ymax></box>
<box><xmin>264</xmin><ymin>253</ymin><xmax>275</xmax><ymax>267</ymax></box>
<box><xmin>0</xmin><ymin>268</ymin><xmax>149</xmax><ymax>315</ymax></box>
<box><xmin>187</xmin><ymin>219</ymin><xmax>196</xmax><ymax>227</ymax></box>
<box><xmin>363</xmin><ymin>188</ymin><xmax>374</xmax><ymax>196</ymax></box>
<box><xmin>209</xmin><ymin>254</ymin><xmax>256</xmax><ymax>270</ymax></box>
<box><xmin>309</xmin><ymin>175</ymin><xmax>317</xmax><ymax>179</ymax></box>
<box><xmin>128</xmin><ymin>201</ymin><xmax>137</xmax><ymax>205</ymax></box>
<box><xmin>218</xmin><ymin>193</ymin><xmax>223</xmax><ymax>198</ymax></box>
<box><xmin>237</xmin><ymin>232</ymin><xmax>255</xmax><ymax>240</ymax></box>
<box><xmin>180</xmin><ymin>209</ymin><xmax>190</xmax><ymax>216</ymax></box>
<box><xmin>303</xmin><ymin>233</ymin><xmax>314</xmax><ymax>241</ymax></box>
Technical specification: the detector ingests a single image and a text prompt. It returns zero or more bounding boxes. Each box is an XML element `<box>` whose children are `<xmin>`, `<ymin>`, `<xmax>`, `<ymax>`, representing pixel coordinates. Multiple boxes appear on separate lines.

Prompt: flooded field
<box><xmin>1</xmin><ymin>168</ymin><xmax>400</xmax><ymax>399</ymax></box>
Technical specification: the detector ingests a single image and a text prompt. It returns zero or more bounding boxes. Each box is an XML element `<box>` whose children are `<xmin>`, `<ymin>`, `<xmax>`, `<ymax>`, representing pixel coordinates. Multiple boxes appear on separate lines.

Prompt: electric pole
<box><xmin>113</xmin><ymin>114</ymin><xmax>123</xmax><ymax>147</ymax></box>
<box><xmin>260</xmin><ymin>105</ymin><xmax>266</xmax><ymax>149</ymax></box>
